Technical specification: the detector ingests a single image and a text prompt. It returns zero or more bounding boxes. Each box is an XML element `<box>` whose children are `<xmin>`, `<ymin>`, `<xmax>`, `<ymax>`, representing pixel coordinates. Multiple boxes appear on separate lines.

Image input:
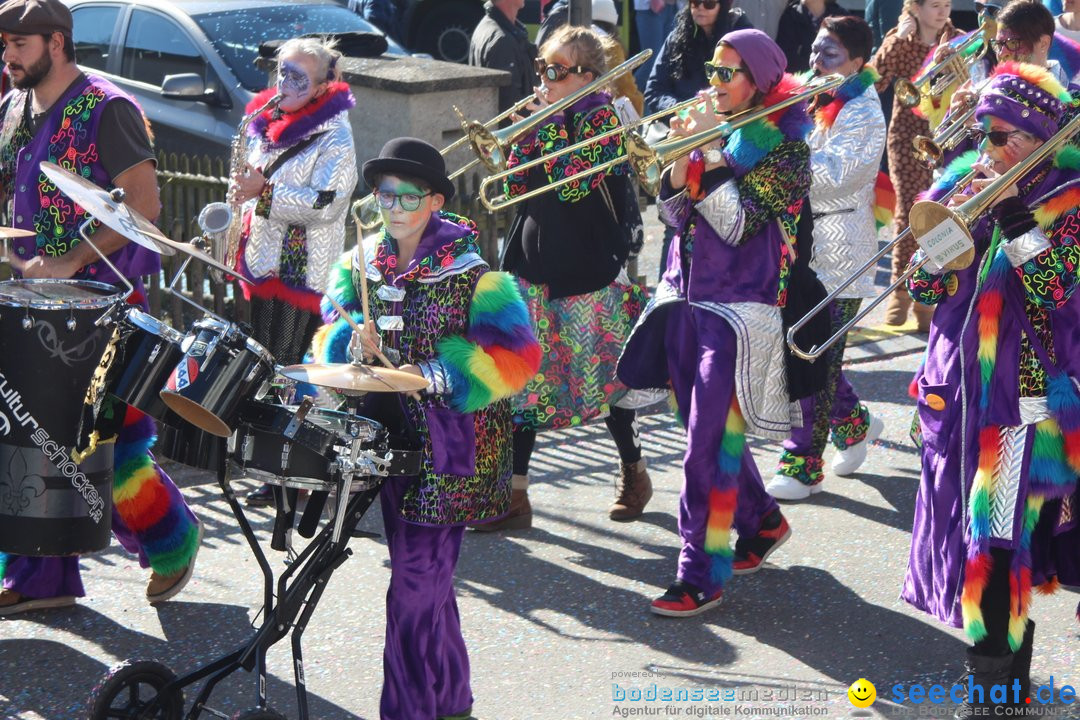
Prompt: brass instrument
<box><xmin>912</xmin><ymin>98</ymin><xmax>976</xmax><ymax>168</ymax></box>
<box><xmin>224</xmin><ymin>92</ymin><xmax>282</xmax><ymax>271</ymax></box>
<box><xmin>788</xmin><ymin>100</ymin><xmax>1080</xmax><ymax>361</ymax></box>
<box><xmin>351</xmin><ymin>94</ymin><xmax>537</xmax><ymax>232</ymax></box>
<box><xmin>477</xmin><ymin>73</ymin><xmax>848</xmax><ymax>211</ymax></box>
<box><xmin>895</xmin><ymin>18</ymin><xmax>996</xmax><ymax>109</ymax></box>
<box><xmin>459</xmin><ymin>49</ymin><xmax>653</xmax><ymax>174</ymax></box>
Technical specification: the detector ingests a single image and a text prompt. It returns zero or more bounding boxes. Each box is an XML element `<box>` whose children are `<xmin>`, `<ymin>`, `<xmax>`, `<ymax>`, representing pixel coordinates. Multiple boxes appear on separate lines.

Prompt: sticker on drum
<box><xmin>160</xmin><ymin>319</ymin><xmax>276</xmax><ymax>438</ymax></box>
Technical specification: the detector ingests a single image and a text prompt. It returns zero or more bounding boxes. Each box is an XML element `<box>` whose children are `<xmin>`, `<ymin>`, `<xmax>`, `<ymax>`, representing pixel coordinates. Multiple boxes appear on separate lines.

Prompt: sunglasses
<box><xmin>989</xmin><ymin>37</ymin><xmax>1027</xmax><ymax>55</ymax></box>
<box><xmin>703</xmin><ymin>62</ymin><xmax>745</xmax><ymax>83</ymax></box>
<box><xmin>974</xmin><ymin>2</ymin><xmax>1001</xmax><ymax>18</ymax></box>
<box><xmin>534</xmin><ymin>59</ymin><xmax>595</xmax><ymax>82</ymax></box>
<box><xmin>374</xmin><ymin>189</ymin><xmax>431</xmax><ymax>212</ymax></box>
<box><xmin>690</xmin><ymin>0</ymin><xmax>720</xmax><ymax>8</ymax></box>
<box><xmin>969</xmin><ymin>128</ymin><xmax>1030</xmax><ymax>147</ymax></box>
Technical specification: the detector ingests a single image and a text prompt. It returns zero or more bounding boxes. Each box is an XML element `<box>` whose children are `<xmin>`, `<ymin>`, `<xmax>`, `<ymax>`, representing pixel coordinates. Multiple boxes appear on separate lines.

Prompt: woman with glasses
<box><xmin>767</xmin><ymin>15</ymin><xmax>886</xmax><ymax>502</ymax></box>
<box><xmin>477</xmin><ymin>25</ymin><xmax>652</xmax><ymax>532</ymax></box>
<box><xmin>644</xmin><ymin>0</ymin><xmax>752</xmax><ymax>280</ymax></box>
<box><xmin>869</xmin><ymin>0</ymin><xmax>960</xmax><ymax>331</ymax></box>
<box><xmin>620</xmin><ymin>29</ymin><xmax>809</xmax><ymax>616</ymax></box>
<box><xmin>902</xmin><ymin>62</ymin><xmax>1080</xmax><ymax>715</ymax></box>
<box><xmin>230</xmin><ymin>37</ymin><xmax>359</xmax><ymax>506</ymax></box>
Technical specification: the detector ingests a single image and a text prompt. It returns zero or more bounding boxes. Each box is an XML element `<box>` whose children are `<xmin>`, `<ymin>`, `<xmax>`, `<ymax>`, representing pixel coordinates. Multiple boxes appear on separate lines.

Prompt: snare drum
<box><xmin>230</xmin><ymin>402</ymin><xmax>386</xmax><ymax>492</ymax></box>
<box><xmin>0</xmin><ymin>279</ymin><xmax>123</xmax><ymax>555</ymax></box>
<box><xmin>105</xmin><ymin>308</ymin><xmax>185</xmax><ymax>423</ymax></box>
<box><xmin>160</xmin><ymin>318</ymin><xmax>275</xmax><ymax>437</ymax></box>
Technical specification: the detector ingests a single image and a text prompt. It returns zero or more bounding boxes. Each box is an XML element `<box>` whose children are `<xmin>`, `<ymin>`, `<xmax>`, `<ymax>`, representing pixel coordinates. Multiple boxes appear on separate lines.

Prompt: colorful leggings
<box><xmin>778</xmin><ymin>298</ymin><xmax>870</xmax><ymax>485</ymax></box>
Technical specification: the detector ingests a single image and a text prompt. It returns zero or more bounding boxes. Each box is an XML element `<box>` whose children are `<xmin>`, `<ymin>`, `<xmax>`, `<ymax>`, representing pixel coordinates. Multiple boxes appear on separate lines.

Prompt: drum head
<box><xmin>0</xmin><ymin>279</ymin><xmax>122</xmax><ymax>309</ymax></box>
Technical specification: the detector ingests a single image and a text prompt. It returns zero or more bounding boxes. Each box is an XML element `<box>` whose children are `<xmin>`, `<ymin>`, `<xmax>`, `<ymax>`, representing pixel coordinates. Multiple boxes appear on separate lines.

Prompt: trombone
<box><xmin>477</xmin><ymin>73</ymin><xmax>848</xmax><ymax>211</ymax></box>
<box><xmin>895</xmin><ymin>17</ymin><xmax>996</xmax><ymax>109</ymax></box>
<box><xmin>351</xmin><ymin>94</ymin><xmax>537</xmax><ymax>231</ymax></box>
<box><xmin>788</xmin><ymin>104</ymin><xmax>1080</xmax><ymax>361</ymax></box>
<box><xmin>458</xmin><ymin>49</ymin><xmax>652</xmax><ymax>174</ymax></box>
<box><xmin>912</xmin><ymin>98</ymin><xmax>976</xmax><ymax>168</ymax></box>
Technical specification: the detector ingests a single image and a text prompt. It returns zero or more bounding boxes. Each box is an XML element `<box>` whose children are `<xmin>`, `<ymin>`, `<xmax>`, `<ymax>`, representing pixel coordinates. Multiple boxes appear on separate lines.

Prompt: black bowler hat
<box><xmin>362</xmin><ymin>137</ymin><xmax>455</xmax><ymax>201</ymax></box>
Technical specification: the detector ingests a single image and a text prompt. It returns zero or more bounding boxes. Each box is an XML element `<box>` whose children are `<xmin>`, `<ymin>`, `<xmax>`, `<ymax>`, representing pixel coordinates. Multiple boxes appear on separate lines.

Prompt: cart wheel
<box><xmin>86</xmin><ymin>659</ymin><xmax>183</xmax><ymax>720</ymax></box>
<box><xmin>231</xmin><ymin>709</ymin><xmax>287</xmax><ymax>720</ymax></box>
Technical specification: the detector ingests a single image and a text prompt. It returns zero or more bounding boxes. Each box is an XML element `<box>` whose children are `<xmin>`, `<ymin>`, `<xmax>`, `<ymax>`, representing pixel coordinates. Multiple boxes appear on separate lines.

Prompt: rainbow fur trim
<box><xmin>723</xmin><ymin>74</ymin><xmax>812</xmax><ymax>179</ymax></box>
<box><xmin>686</xmin><ymin>149</ymin><xmax>706</xmax><ymax>202</ymax></box>
<box><xmin>1051</xmin><ymin>32</ymin><xmax>1080</xmax><ymax>85</ymax></box>
<box><xmin>310</xmin><ymin>249</ymin><xmax>365</xmax><ymax>365</ymax></box>
<box><xmin>873</xmin><ymin>171</ymin><xmax>896</xmax><ymax>231</ymax></box>
<box><xmin>992</xmin><ymin>60</ymin><xmax>1072</xmax><ymax>103</ymax></box>
<box><xmin>921</xmin><ymin>149</ymin><xmax>980</xmax><ymax>203</ymax></box>
<box><xmin>112</xmin><ymin>407</ymin><xmax>198</xmax><ymax>576</ymax></box>
<box><xmin>438</xmin><ymin>271</ymin><xmax>541</xmax><ymax>413</ymax></box>
<box><xmin>704</xmin><ymin>397</ymin><xmax>744</xmax><ymax>587</ymax></box>
<box><xmin>812</xmin><ymin>66</ymin><xmax>879</xmax><ymax>130</ymax></box>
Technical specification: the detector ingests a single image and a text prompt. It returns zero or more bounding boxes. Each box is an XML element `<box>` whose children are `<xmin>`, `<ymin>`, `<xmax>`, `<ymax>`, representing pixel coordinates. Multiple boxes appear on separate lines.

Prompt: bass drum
<box><xmin>0</xmin><ymin>279</ymin><xmax>122</xmax><ymax>555</ymax></box>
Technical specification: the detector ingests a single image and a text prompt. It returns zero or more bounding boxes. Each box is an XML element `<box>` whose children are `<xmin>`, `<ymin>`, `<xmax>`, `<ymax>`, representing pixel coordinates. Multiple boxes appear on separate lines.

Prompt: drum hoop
<box><xmin>0</xmin><ymin>279</ymin><xmax>124</xmax><ymax>309</ymax></box>
<box><xmin>123</xmin><ymin>308</ymin><xmax>185</xmax><ymax>344</ymax></box>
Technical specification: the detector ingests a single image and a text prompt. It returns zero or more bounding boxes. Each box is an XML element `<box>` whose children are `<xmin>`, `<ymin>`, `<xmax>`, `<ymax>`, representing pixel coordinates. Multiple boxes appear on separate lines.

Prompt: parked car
<box><xmin>63</xmin><ymin>0</ymin><xmax>407</xmax><ymax>161</ymax></box>
<box><xmin>397</xmin><ymin>0</ymin><xmax>633</xmax><ymax>63</ymax></box>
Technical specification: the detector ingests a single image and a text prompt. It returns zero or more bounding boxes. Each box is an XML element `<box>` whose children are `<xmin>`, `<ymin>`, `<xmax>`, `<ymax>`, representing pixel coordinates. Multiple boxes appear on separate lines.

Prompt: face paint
<box><xmin>377</xmin><ymin>177</ymin><xmax>432</xmax><ymax>245</ymax></box>
<box><xmin>809</xmin><ymin>34</ymin><xmax>850</xmax><ymax>73</ymax></box>
<box><xmin>277</xmin><ymin>60</ymin><xmax>311</xmax><ymax>97</ymax></box>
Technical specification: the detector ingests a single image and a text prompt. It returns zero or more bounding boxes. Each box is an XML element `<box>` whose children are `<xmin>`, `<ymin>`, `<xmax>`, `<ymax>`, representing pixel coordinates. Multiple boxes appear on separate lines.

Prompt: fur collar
<box><xmin>722</xmin><ymin>73</ymin><xmax>812</xmax><ymax>178</ymax></box>
<box><xmin>248</xmin><ymin>82</ymin><xmax>355</xmax><ymax>150</ymax></box>
<box><xmin>810</xmin><ymin>66</ymin><xmax>879</xmax><ymax>130</ymax></box>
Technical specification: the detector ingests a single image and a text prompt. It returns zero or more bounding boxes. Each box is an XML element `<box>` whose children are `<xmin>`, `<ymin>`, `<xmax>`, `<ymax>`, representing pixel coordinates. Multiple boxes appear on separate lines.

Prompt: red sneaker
<box><xmin>650</xmin><ymin>580</ymin><xmax>723</xmax><ymax>617</ymax></box>
<box><xmin>733</xmin><ymin>510</ymin><xmax>791</xmax><ymax>575</ymax></box>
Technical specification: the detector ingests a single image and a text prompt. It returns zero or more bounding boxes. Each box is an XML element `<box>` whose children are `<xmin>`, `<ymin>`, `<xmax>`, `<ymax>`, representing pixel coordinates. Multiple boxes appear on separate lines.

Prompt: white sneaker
<box><xmin>766</xmin><ymin>473</ymin><xmax>823</xmax><ymax>501</ymax></box>
<box><xmin>830</xmin><ymin>414</ymin><xmax>884</xmax><ymax>476</ymax></box>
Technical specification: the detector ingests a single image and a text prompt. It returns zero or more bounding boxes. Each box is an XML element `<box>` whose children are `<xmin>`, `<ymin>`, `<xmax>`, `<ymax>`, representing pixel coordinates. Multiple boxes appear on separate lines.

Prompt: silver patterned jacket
<box><xmin>242</xmin><ymin>110</ymin><xmax>358</xmax><ymax>295</ymax></box>
<box><xmin>807</xmin><ymin>82</ymin><xmax>885</xmax><ymax>298</ymax></box>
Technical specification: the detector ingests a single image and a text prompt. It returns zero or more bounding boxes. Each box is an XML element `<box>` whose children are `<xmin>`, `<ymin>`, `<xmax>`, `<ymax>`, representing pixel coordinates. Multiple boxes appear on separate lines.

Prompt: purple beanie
<box><xmin>718</xmin><ymin>29</ymin><xmax>787</xmax><ymax>94</ymax></box>
<box><xmin>974</xmin><ymin>64</ymin><xmax>1065</xmax><ymax>141</ymax></box>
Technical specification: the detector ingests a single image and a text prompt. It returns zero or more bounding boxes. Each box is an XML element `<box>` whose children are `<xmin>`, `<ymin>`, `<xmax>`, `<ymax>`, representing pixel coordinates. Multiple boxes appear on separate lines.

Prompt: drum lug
<box><xmin>21</xmin><ymin>314</ymin><xmax>32</xmax><ymax>330</ymax></box>
<box><xmin>280</xmin><ymin>440</ymin><xmax>292</xmax><ymax>471</ymax></box>
<box><xmin>66</xmin><ymin>312</ymin><xmax>77</xmax><ymax>332</ymax></box>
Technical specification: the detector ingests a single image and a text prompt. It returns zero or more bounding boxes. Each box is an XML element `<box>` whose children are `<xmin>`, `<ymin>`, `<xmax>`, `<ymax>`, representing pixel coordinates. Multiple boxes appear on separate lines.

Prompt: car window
<box><xmin>122</xmin><ymin>9</ymin><xmax>206</xmax><ymax>88</ymax></box>
<box><xmin>192</xmin><ymin>6</ymin><xmax>405</xmax><ymax>93</ymax></box>
<box><xmin>70</xmin><ymin>6</ymin><xmax>120</xmax><ymax>72</ymax></box>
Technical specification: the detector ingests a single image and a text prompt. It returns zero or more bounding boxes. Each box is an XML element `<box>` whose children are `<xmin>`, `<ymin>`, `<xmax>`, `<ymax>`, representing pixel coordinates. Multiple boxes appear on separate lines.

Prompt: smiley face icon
<box><xmin>848</xmin><ymin>678</ymin><xmax>876</xmax><ymax>708</ymax></box>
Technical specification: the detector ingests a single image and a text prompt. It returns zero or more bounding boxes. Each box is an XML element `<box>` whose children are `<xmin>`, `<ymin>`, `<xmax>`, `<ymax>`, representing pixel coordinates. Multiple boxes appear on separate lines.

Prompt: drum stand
<box><xmin>86</xmin><ymin>399</ymin><xmax>399</xmax><ymax>720</ymax></box>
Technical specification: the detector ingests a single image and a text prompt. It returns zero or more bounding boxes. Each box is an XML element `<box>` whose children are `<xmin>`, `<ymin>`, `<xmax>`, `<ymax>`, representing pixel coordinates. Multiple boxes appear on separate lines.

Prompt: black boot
<box><xmin>954</xmin><ymin>648</ymin><xmax>1014</xmax><ymax>719</ymax></box>
<box><xmin>1011</xmin><ymin>621</ymin><xmax>1035</xmax><ymax>711</ymax></box>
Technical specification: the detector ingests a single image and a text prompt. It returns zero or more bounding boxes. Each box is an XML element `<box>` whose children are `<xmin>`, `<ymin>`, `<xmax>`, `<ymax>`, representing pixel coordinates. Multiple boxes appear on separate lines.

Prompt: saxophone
<box><xmin>223</xmin><ymin>92</ymin><xmax>282</xmax><ymax>271</ymax></box>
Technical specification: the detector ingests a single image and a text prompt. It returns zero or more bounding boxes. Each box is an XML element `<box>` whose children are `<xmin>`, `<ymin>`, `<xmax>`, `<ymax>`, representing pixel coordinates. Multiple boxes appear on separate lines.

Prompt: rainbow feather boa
<box><xmin>704</xmin><ymin>397</ymin><xmax>745</xmax><ymax>587</ymax></box>
<box><xmin>810</xmin><ymin>66</ymin><xmax>879</xmax><ymax>129</ymax></box>
<box><xmin>686</xmin><ymin>73</ymin><xmax>811</xmax><ymax>201</ymax></box>
<box><xmin>961</xmin><ymin>150</ymin><xmax>1080</xmax><ymax>647</ymax></box>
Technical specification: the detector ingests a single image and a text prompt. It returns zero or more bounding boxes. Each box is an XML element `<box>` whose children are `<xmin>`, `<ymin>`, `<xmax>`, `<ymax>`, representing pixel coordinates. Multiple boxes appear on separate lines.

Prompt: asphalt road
<box><xmin>1</xmin><ymin>206</ymin><xmax>1077</xmax><ymax>720</ymax></box>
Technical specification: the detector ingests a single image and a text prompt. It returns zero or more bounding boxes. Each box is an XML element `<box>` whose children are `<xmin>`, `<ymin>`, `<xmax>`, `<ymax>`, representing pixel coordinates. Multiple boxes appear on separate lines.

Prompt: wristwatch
<box><xmin>703</xmin><ymin>147</ymin><xmax>724</xmax><ymax>165</ymax></box>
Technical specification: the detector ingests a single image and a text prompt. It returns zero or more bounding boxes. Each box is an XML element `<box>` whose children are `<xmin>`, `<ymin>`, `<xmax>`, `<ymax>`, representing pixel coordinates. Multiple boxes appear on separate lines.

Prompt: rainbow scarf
<box><xmin>686</xmin><ymin>73</ymin><xmax>811</xmax><ymax>200</ymax></box>
<box><xmin>961</xmin><ymin>151</ymin><xmax>1080</xmax><ymax>648</ymax></box>
<box><xmin>703</xmin><ymin>397</ymin><xmax>745</xmax><ymax>588</ymax></box>
<box><xmin>810</xmin><ymin>66</ymin><xmax>879</xmax><ymax>129</ymax></box>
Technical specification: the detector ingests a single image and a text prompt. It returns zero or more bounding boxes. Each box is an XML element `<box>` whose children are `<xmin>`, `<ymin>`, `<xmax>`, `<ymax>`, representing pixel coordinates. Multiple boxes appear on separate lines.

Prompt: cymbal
<box><xmin>157</xmin><ymin>237</ymin><xmax>249</xmax><ymax>280</ymax></box>
<box><xmin>39</xmin><ymin>161</ymin><xmax>174</xmax><ymax>255</ymax></box>
<box><xmin>278</xmin><ymin>362</ymin><xmax>430</xmax><ymax>394</ymax></box>
<box><xmin>0</xmin><ymin>227</ymin><xmax>36</xmax><ymax>238</ymax></box>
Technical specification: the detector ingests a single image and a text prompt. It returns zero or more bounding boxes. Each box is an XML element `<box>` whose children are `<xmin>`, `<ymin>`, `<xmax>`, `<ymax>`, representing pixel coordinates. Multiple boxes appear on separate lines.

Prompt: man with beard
<box><xmin>0</xmin><ymin>0</ymin><xmax>203</xmax><ymax>616</ymax></box>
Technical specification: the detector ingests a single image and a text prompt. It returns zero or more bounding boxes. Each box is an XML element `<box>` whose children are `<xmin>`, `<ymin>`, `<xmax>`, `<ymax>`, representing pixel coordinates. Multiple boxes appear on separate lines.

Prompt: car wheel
<box><xmin>417</xmin><ymin>1</ymin><xmax>483</xmax><ymax>63</ymax></box>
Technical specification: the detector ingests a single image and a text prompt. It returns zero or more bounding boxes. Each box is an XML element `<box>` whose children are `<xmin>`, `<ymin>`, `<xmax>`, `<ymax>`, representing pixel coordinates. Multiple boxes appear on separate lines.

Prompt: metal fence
<box><xmin>149</xmin><ymin>152</ymin><xmax>509</xmax><ymax>329</ymax></box>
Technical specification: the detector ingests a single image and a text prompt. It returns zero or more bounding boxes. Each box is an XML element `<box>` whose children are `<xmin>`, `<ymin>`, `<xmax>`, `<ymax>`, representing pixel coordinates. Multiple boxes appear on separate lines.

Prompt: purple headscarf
<box><xmin>718</xmin><ymin>29</ymin><xmax>787</xmax><ymax>94</ymax></box>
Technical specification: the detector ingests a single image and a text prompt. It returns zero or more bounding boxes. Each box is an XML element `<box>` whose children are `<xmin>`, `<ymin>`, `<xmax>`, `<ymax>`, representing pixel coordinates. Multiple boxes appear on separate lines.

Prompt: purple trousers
<box><xmin>1</xmin><ymin>451</ymin><xmax>194</xmax><ymax>599</ymax></box>
<box><xmin>380</xmin><ymin>477</ymin><xmax>472</xmax><ymax>720</ymax></box>
<box><xmin>665</xmin><ymin>304</ymin><xmax>780</xmax><ymax>594</ymax></box>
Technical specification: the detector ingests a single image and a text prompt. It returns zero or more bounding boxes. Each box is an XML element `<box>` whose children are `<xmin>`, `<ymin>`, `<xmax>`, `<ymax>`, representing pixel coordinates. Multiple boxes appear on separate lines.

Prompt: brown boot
<box><xmin>473</xmin><ymin>481</ymin><xmax>532</xmax><ymax>532</ymax></box>
<box><xmin>609</xmin><ymin>459</ymin><xmax>652</xmax><ymax>521</ymax></box>
<box><xmin>883</xmin><ymin>287</ymin><xmax>911</xmax><ymax>326</ymax></box>
<box><xmin>913</xmin><ymin>302</ymin><xmax>934</xmax><ymax>333</ymax></box>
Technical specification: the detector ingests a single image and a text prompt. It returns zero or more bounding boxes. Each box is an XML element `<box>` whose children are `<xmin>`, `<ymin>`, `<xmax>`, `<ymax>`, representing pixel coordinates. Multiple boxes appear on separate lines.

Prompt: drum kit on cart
<box><xmin>0</xmin><ymin>162</ymin><xmax>426</xmax><ymax>719</ymax></box>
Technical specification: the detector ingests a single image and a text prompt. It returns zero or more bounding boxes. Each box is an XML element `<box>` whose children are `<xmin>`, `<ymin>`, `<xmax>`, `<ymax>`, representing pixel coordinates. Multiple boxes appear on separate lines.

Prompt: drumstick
<box><xmin>325</xmin><ymin>292</ymin><xmax>397</xmax><ymax>370</ymax></box>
